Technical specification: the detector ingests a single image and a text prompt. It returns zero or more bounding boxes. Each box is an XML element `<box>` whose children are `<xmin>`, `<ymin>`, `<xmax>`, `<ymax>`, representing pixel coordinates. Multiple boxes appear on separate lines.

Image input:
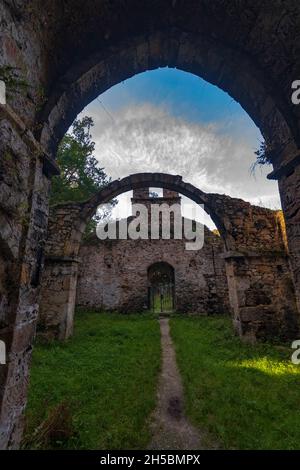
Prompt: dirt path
<box><xmin>148</xmin><ymin>318</ymin><xmax>203</xmax><ymax>450</ymax></box>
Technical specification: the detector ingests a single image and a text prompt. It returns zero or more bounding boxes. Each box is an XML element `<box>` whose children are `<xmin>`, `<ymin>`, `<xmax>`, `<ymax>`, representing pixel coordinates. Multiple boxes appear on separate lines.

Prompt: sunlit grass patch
<box><xmin>230</xmin><ymin>356</ymin><xmax>300</xmax><ymax>377</ymax></box>
<box><xmin>170</xmin><ymin>315</ymin><xmax>300</xmax><ymax>450</ymax></box>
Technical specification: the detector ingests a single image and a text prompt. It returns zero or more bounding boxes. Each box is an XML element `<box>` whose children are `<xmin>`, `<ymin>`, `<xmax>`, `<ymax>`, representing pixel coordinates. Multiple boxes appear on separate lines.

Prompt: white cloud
<box><xmin>79</xmin><ymin>101</ymin><xmax>281</xmax><ymax>225</ymax></box>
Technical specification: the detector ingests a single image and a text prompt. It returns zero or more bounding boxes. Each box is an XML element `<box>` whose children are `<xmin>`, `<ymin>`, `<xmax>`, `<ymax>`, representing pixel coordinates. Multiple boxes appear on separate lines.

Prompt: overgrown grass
<box><xmin>23</xmin><ymin>311</ymin><xmax>160</xmax><ymax>449</ymax></box>
<box><xmin>170</xmin><ymin>316</ymin><xmax>300</xmax><ymax>450</ymax></box>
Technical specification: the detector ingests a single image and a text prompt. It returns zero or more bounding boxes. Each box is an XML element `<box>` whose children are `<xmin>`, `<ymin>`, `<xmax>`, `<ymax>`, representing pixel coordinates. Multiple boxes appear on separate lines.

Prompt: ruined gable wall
<box><xmin>76</xmin><ymin>225</ymin><xmax>230</xmax><ymax>315</ymax></box>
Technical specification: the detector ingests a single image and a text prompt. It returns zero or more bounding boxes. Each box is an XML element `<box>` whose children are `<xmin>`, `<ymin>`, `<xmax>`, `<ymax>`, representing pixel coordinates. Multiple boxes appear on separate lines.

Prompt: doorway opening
<box><xmin>148</xmin><ymin>262</ymin><xmax>175</xmax><ymax>314</ymax></box>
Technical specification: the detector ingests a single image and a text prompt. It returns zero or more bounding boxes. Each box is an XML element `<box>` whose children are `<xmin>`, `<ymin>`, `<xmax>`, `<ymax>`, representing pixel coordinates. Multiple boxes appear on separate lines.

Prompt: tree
<box><xmin>50</xmin><ymin>116</ymin><xmax>116</xmax><ymax>234</ymax></box>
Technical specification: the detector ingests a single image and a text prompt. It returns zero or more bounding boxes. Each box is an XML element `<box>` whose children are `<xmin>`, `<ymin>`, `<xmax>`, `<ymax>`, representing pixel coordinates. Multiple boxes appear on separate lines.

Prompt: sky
<box><xmin>78</xmin><ymin>67</ymin><xmax>281</xmax><ymax>229</ymax></box>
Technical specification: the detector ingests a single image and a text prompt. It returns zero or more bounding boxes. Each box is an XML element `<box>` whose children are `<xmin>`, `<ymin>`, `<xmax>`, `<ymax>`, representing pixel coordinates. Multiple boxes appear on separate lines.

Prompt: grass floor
<box><xmin>24</xmin><ymin>312</ymin><xmax>300</xmax><ymax>450</ymax></box>
<box><xmin>23</xmin><ymin>311</ymin><xmax>160</xmax><ymax>450</ymax></box>
<box><xmin>170</xmin><ymin>315</ymin><xmax>300</xmax><ymax>450</ymax></box>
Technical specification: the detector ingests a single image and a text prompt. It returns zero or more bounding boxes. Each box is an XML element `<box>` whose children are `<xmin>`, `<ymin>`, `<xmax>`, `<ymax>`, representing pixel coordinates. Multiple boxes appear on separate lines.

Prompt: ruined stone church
<box><xmin>38</xmin><ymin>172</ymin><xmax>299</xmax><ymax>345</ymax></box>
<box><xmin>76</xmin><ymin>187</ymin><xmax>230</xmax><ymax>314</ymax></box>
<box><xmin>3</xmin><ymin>0</ymin><xmax>300</xmax><ymax>449</ymax></box>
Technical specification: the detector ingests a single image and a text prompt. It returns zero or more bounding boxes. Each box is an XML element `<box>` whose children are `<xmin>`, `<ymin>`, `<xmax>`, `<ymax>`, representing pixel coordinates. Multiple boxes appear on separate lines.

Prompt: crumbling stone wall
<box><xmin>226</xmin><ymin>252</ymin><xmax>298</xmax><ymax>342</ymax></box>
<box><xmin>76</xmin><ymin>226</ymin><xmax>230</xmax><ymax>315</ymax></box>
<box><xmin>207</xmin><ymin>194</ymin><xmax>299</xmax><ymax>340</ymax></box>
<box><xmin>206</xmin><ymin>193</ymin><xmax>286</xmax><ymax>252</ymax></box>
<box><xmin>39</xmin><ymin>173</ymin><xmax>299</xmax><ymax>345</ymax></box>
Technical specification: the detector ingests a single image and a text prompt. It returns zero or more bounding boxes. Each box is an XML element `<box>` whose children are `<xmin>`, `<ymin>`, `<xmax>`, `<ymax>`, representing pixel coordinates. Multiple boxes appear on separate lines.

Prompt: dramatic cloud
<box><xmin>79</xmin><ymin>101</ymin><xmax>281</xmax><ymax>216</ymax></box>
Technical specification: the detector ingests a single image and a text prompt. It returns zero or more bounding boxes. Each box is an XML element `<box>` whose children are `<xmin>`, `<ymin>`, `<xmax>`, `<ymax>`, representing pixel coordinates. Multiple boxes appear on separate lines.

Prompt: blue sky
<box><xmin>80</xmin><ymin>67</ymin><xmax>280</xmax><ymax>227</ymax></box>
<box><xmin>100</xmin><ymin>68</ymin><xmax>244</xmax><ymax>121</ymax></box>
<box><xmin>97</xmin><ymin>68</ymin><xmax>260</xmax><ymax>142</ymax></box>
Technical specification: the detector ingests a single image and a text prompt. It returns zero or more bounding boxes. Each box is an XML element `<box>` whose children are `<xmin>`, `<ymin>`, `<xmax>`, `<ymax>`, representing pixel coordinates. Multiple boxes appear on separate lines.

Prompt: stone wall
<box><xmin>76</xmin><ymin>226</ymin><xmax>230</xmax><ymax>315</ymax></box>
<box><xmin>39</xmin><ymin>174</ymin><xmax>300</xmax><ymax>345</ymax></box>
<box><xmin>225</xmin><ymin>252</ymin><xmax>298</xmax><ymax>341</ymax></box>
<box><xmin>205</xmin><ymin>193</ymin><xmax>286</xmax><ymax>252</ymax></box>
<box><xmin>0</xmin><ymin>108</ymin><xmax>51</xmax><ymax>448</ymax></box>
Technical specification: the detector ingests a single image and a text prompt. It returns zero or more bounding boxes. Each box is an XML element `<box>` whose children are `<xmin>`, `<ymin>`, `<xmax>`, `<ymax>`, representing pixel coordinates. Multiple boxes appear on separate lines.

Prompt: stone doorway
<box><xmin>148</xmin><ymin>262</ymin><xmax>175</xmax><ymax>314</ymax></box>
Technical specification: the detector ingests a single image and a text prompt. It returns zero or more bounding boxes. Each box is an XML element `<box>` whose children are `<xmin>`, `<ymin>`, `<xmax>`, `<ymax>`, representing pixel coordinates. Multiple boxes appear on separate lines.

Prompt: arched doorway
<box><xmin>148</xmin><ymin>262</ymin><xmax>175</xmax><ymax>314</ymax></box>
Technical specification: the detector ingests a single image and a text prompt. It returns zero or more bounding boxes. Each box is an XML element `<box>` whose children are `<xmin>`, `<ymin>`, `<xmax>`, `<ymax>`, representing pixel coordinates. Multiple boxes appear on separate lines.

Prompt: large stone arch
<box><xmin>30</xmin><ymin>10</ymin><xmax>300</xmax><ymax>320</ymax></box>
<box><xmin>38</xmin><ymin>173</ymin><xmax>227</xmax><ymax>339</ymax></box>
<box><xmin>2</xmin><ymin>0</ymin><xmax>300</xmax><ymax>449</ymax></box>
<box><xmin>39</xmin><ymin>173</ymin><xmax>298</xmax><ymax>348</ymax></box>
<box><xmin>39</xmin><ymin>30</ymin><xmax>296</xmax><ymax>161</ymax></box>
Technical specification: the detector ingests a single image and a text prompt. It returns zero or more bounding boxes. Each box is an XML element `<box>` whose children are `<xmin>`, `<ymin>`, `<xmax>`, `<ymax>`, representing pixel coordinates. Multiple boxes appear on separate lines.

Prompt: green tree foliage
<box><xmin>50</xmin><ymin>116</ymin><xmax>116</xmax><ymax>235</ymax></box>
<box><xmin>51</xmin><ymin>117</ymin><xmax>111</xmax><ymax>204</ymax></box>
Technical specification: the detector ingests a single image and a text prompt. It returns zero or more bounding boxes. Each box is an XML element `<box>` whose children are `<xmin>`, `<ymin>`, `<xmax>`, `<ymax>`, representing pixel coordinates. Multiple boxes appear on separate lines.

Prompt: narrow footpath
<box><xmin>148</xmin><ymin>318</ymin><xmax>203</xmax><ymax>450</ymax></box>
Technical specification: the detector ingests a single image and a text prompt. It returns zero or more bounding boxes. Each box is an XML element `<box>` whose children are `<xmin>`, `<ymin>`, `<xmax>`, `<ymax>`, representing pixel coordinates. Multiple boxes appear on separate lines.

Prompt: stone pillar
<box><xmin>38</xmin><ymin>257</ymin><xmax>80</xmax><ymax>341</ymax></box>
<box><xmin>278</xmin><ymin>165</ymin><xmax>300</xmax><ymax>312</ymax></box>
<box><xmin>38</xmin><ymin>202</ymin><xmax>86</xmax><ymax>341</ymax></box>
<box><xmin>0</xmin><ymin>145</ymin><xmax>52</xmax><ymax>448</ymax></box>
<box><xmin>224</xmin><ymin>251</ymin><xmax>299</xmax><ymax>342</ymax></box>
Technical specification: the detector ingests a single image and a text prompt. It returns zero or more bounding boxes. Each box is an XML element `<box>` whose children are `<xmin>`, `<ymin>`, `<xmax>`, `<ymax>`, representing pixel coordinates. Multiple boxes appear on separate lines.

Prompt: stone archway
<box><xmin>39</xmin><ymin>172</ymin><xmax>298</xmax><ymax>347</ymax></box>
<box><xmin>38</xmin><ymin>173</ymin><xmax>227</xmax><ymax>341</ymax></box>
<box><xmin>31</xmin><ymin>9</ymin><xmax>300</xmax><ymax>317</ymax></box>
<box><xmin>2</xmin><ymin>0</ymin><xmax>300</xmax><ymax>449</ymax></box>
<box><xmin>39</xmin><ymin>30</ymin><xmax>296</xmax><ymax>158</ymax></box>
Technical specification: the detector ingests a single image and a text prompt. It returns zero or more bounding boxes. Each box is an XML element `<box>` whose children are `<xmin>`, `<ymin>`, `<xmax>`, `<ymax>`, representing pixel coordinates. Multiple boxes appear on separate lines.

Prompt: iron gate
<box><xmin>149</xmin><ymin>282</ymin><xmax>175</xmax><ymax>313</ymax></box>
